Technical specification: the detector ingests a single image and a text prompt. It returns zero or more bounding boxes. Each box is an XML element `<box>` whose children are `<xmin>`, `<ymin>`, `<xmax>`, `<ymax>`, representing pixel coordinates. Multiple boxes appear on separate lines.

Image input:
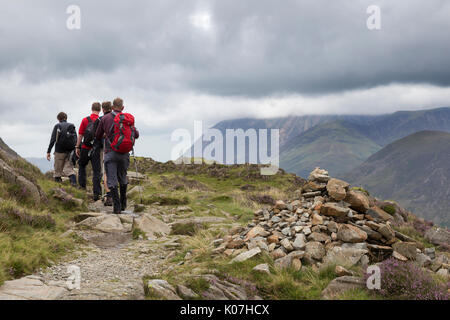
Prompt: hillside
<box><xmin>280</xmin><ymin>121</ymin><xmax>381</xmax><ymax>178</ymax></box>
<box><xmin>342</xmin><ymin>131</ymin><xmax>450</xmax><ymax>227</ymax></box>
<box><xmin>0</xmin><ymin>137</ymin><xmax>448</xmax><ymax>300</ymax></box>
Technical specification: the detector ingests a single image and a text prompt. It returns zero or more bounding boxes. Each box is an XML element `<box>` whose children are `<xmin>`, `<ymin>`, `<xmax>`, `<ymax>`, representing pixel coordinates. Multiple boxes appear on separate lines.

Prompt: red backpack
<box><xmin>110</xmin><ymin>112</ymin><xmax>136</xmax><ymax>154</ymax></box>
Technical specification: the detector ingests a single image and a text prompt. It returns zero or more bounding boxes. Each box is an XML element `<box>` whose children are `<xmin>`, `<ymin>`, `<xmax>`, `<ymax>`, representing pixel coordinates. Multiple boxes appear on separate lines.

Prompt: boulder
<box><xmin>366</xmin><ymin>206</ymin><xmax>393</xmax><ymax>221</ymax></box>
<box><xmin>0</xmin><ymin>276</ymin><xmax>67</xmax><ymax>300</ymax></box>
<box><xmin>0</xmin><ymin>159</ymin><xmax>42</xmax><ymax>204</ymax></box>
<box><xmin>337</xmin><ymin>224</ymin><xmax>368</xmax><ymax>243</ymax></box>
<box><xmin>95</xmin><ymin>215</ymin><xmax>125</xmax><ymax>233</ymax></box>
<box><xmin>253</xmin><ymin>263</ymin><xmax>271</xmax><ymax>275</ymax></box>
<box><xmin>271</xmin><ymin>248</ymin><xmax>287</xmax><ymax>259</ymax></box>
<box><xmin>425</xmin><ymin>228</ymin><xmax>450</xmax><ymax>247</ymax></box>
<box><xmin>344</xmin><ymin>190</ymin><xmax>370</xmax><ymax>213</ymax></box>
<box><xmin>305</xmin><ymin>241</ymin><xmax>326</xmax><ymax>261</ymax></box>
<box><xmin>311</xmin><ymin>213</ymin><xmax>324</xmax><ymax>226</ymax></box>
<box><xmin>392</xmin><ymin>242</ymin><xmax>417</xmax><ymax>260</ymax></box>
<box><xmin>146</xmin><ymin>279</ymin><xmax>181</xmax><ymax>300</ymax></box>
<box><xmin>308</xmin><ymin>168</ymin><xmax>330</xmax><ymax>182</ymax></box>
<box><xmin>230</xmin><ymin>247</ymin><xmax>261</xmax><ymax>263</ymax></box>
<box><xmin>335</xmin><ymin>266</ymin><xmax>353</xmax><ymax>277</ymax></box>
<box><xmin>77</xmin><ymin>215</ymin><xmax>125</xmax><ymax>233</ymax></box>
<box><xmin>244</xmin><ymin>226</ymin><xmax>266</xmax><ymax>241</ymax></box>
<box><xmin>53</xmin><ymin>188</ymin><xmax>83</xmax><ymax>207</ymax></box>
<box><xmin>326</xmin><ymin>178</ymin><xmax>349</xmax><ymax>201</ymax></box>
<box><xmin>323</xmin><ymin>246</ymin><xmax>368</xmax><ymax>267</ymax></box>
<box><xmin>176</xmin><ymin>284</ymin><xmax>199</xmax><ymax>300</ymax></box>
<box><xmin>280</xmin><ymin>238</ymin><xmax>293</xmax><ymax>251</ymax></box>
<box><xmin>292</xmin><ymin>234</ymin><xmax>307</xmax><ymax>250</ymax></box>
<box><xmin>378</xmin><ymin>224</ymin><xmax>395</xmax><ymax>241</ymax></box>
<box><xmin>321</xmin><ymin>203</ymin><xmax>349</xmax><ymax>218</ymax></box>
<box><xmin>307</xmin><ymin>232</ymin><xmax>330</xmax><ymax>243</ymax></box>
<box><xmin>133</xmin><ymin>214</ymin><xmax>171</xmax><ymax>239</ymax></box>
<box><xmin>321</xmin><ymin>276</ymin><xmax>365</xmax><ymax>300</ymax></box>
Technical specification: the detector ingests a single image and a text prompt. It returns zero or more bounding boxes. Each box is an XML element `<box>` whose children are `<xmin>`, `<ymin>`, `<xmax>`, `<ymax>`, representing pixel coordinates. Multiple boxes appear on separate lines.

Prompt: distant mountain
<box><xmin>280</xmin><ymin>121</ymin><xmax>381</xmax><ymax>178</ymax></box>
<box><xmin>342</xmin><ymin>130</ymin><xmax>450</xmax><ymax>227</ymax></box>
<box><xmin>203</xmin><ymin>107</ymin><xmax>450</xmax><ymax>178</ymax></box>
<box><xmin>26</xmin><ymin>157</ymin><xmax>53</xmax><ymax>173</ymax></box>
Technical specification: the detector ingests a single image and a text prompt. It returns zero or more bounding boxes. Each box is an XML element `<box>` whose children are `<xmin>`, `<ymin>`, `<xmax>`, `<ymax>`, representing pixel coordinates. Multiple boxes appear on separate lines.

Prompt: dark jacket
<box><xmin>47</xmin><ymin>120</ymin><xmax>76</xmax><ymax>154</ymax></box>
<box><xmin>95</xmin><ymin>111</ymin><xmax>139</xmax><ymax>154</ymax></box>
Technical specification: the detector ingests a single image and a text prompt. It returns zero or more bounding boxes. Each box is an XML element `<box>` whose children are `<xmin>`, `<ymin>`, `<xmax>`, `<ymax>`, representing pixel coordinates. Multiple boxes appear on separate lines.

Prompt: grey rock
<box><xmin>321</xmin><ymin>276</ymin><xmax>365</xmax><ymax>300</ymax></box>
<box><xmin>146</xmin><ymin>279</ymin><xmax>181</xmax><ymax>300</ymax></box>
<box><xmin>230</xmin><ymin>247</ymin><xmax>261</xmax><ymax>263</ymax></box>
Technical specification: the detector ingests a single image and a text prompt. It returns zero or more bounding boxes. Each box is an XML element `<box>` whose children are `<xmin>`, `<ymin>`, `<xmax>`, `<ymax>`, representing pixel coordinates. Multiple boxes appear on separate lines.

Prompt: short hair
<box><xmin>57</xmin><ymin>112</ymin><xmax>67</xmax><ymax>121</ymax></box>
<box><xmin>92</xmin><ymin>102</ymin><xmax>101</xmax><ymax>112</ymax></box>
<box><xmin>113</xmin><ymin>97</ymin><xmax>124</xmax><ymax>110</ymax></box>
<box><xmin>102</xmin><ymin>101</ymin><xmax>112</xmax><ymax>112</ymax></box>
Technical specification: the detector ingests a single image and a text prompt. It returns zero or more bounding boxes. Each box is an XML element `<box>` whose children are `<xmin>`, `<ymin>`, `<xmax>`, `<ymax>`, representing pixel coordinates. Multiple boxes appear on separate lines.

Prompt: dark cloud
<box><xmin>0</xmin><ymin>0</ymin><xmax>449</xmax><ymax>96</ymax></box>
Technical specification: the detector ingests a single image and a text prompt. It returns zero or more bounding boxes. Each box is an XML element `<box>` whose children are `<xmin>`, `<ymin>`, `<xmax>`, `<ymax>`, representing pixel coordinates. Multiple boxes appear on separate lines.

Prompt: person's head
<box><xmin>57</xmin><ymin>112</ymin><xmax>67</xmax><ymax>122</ymax></box>
<box><xmin>112</xmin><ymin>97</ymin><xmax>124</xmax><ymax>112</ymax></box>
<box><xmin>92</xmin><ymin>102</ymin><xmax>101</xmax><ymax>113</ymax></box>
<box><xmin>102</xmin><ymin>101</ymin><xmax>112</xmax><ymax>114</ymax></box>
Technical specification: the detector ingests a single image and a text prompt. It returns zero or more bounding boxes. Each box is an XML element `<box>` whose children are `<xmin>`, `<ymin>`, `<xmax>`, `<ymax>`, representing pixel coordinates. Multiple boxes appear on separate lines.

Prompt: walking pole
<box><xmin>132</xmin><ymin>148</ymin><xmax>143</xmax><ymax>205</ymax></box>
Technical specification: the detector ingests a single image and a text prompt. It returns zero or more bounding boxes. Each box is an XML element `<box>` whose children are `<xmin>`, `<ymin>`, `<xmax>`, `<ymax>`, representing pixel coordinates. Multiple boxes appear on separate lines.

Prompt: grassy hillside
<box><xmin>343</xmin><ymin>130</ymin><xmax>450</xmax><ymax>227</ymax></box>
<box><xmin>280</xmin><ymin>121</ymin><xmax>381</xmax><ymax>178</ymax></box>
<box><xmin>0</xmin><ymin>141</ymin><xmax>85</xmax><ymax>285</ymax></box>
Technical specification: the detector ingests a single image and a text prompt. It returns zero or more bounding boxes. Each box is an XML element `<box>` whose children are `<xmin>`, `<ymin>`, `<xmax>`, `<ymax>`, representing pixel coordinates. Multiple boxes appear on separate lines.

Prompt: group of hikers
<box><xmin>47</xmin><ymin>97</ymin><xmax>139</xmax><ymax>214</ymax></box>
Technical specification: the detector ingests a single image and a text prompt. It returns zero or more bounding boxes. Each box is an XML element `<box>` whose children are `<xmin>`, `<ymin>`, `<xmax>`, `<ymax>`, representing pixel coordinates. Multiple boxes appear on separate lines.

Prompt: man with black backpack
<box><xmin>95</xmin><ymin>97</ymin><xmax>139</xmax><ymax>214</ymax></box>
<box><xmin>47</xmin><ymin>112</ymin><xmax>77</xmax><ymax>186</ymax></box>
<box><xmin>75</xmin><ymin>102</ymin><xmax>102</xmax><ymax>201</ymax></box>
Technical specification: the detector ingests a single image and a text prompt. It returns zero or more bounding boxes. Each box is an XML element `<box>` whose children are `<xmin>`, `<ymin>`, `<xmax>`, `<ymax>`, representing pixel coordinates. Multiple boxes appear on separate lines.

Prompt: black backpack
<box><xmin>56</xmin><ymin>122</ymin><xmax>77</xmax><ymax>152</ymax></box>
<box><xmin>82</xmin><ymin>116</ymin><xmax>100</xmax><ymax>147</ymax></box>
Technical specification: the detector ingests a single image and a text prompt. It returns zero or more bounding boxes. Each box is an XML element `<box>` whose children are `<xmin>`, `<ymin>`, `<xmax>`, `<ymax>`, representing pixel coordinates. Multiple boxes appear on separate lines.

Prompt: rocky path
<box><xmin>0</xmin><ymin>200</ymin><xmax>187</xmax><ymax>300</ymax></box>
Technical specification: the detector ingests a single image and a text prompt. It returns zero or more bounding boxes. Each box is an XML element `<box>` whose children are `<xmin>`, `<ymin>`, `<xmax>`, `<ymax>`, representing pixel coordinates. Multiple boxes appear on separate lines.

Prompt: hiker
<box><xmin>47</xmin><ymin>112</ymin><xmax>78</xmax><ymax>186</ymax></box>
<box><xmin>100</xmin><ymin>101</ymin><xmax>113</xmax><ymax>206</ymax></box>
<box><xmin>75</xmin><ymin>102</ymin><xmax>102</xmax><ymax>201</ymax></box>
<box><xmin>95</xmin><ymin>97</ymin><xmax>139</xmax><ymax>214</ymax></box>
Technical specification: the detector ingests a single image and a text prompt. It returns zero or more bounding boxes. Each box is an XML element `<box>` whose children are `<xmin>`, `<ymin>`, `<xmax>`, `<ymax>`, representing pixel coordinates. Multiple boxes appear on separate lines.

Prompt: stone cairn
<box><xmin>214</xmin><ymin>168</ymin><xmax>448</xmax><ymax>276</ymax></box>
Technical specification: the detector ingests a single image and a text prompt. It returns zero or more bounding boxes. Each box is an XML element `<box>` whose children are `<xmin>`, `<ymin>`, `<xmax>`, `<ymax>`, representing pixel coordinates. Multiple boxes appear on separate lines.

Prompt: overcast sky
<box><xmin>0</xmin><ymin>0</ymin><xmax>449</xmax><ymax>161</ymax></box>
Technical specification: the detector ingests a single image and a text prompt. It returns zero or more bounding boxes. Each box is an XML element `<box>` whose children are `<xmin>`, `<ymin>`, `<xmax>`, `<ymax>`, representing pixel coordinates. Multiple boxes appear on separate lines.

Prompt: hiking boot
<box><xmin>54</xmin><ymin>177</ymin><xmax>63</xmax><ymax>183</ymax></box>
<box><xmin>104</xmin><ymin>192</ymin><xmax>113</xmax><ymax>207</ymax></box>
<box><xmin>111</xmin><ymin>187</ymin><xmax>121</xmax><ymax>214</ymax></box>
<box><xmin>93</xmin><ymin>194</ymin><xmax>100</xmax><ymax>202</ymax></box>
<box><xmin>119</xmin><ymin>184</ymin><xmax>128</xmax><ymax>211</ymax></box>
<box><xmin>69</xmin><ymin>175</ymin><xmax>77</xmax><ymax>187</ymax></box>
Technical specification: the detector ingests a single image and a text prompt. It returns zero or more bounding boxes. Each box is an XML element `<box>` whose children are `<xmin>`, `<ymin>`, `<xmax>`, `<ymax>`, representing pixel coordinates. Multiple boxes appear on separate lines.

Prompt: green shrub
<box><xmin>382</xmin><ymin>205</ymin><xmax>396</xmax><ymax>216</ymax></box>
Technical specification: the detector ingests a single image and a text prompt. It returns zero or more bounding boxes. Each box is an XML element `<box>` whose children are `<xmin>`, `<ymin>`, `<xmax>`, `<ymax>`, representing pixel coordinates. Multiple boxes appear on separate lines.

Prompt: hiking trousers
<box><xmin>78</xmin><ymin>147</ymin><xmax>102</xmax><ymax>197</ymax></box>
<box><xmin>104</xmin><ymin>151</ymin><xmax>129</xmax><ymax>189</ymax></box>
<box><xmin>54</xmin><ymin>152</ymin><xmax>75</xmax><ymax>178</ymax></box>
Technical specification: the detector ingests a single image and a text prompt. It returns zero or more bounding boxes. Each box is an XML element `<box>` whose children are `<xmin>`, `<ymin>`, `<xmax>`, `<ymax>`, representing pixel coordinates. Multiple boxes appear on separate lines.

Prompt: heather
<box><xmin>370</xmin><ymin>258</ymin><xmax>449</xmax><ymax>300</ymax></box>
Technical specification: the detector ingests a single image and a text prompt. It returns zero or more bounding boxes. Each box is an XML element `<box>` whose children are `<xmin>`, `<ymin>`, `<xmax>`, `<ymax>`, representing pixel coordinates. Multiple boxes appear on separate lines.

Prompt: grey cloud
<box><xmin>0</xmin><ymin>1</ymin><xmax>449</xmax><ymax>96</ymax></box>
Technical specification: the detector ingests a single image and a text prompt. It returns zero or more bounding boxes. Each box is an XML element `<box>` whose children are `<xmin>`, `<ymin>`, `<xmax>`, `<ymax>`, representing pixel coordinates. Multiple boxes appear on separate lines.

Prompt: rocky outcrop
<box><xmin>0</xmin><ymin>158</ymin><xmax>41</xmax><ymax>203</ymax></box>
<box><xmin>0</xmin><ymin>276</ymin><xmax>67</xmax><ymax>300</ymax></box>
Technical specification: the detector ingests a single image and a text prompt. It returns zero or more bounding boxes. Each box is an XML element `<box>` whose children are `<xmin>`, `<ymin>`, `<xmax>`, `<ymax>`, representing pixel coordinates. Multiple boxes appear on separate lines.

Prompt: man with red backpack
<box><xmin>75</xmin><ymin>102</ymin><xmax>102</xmax><ymax>201</ymax></box>
<box><xmin>95</xmin><ymin>97</ymin><xmax>139</xmax><ymax>214</ymax></box>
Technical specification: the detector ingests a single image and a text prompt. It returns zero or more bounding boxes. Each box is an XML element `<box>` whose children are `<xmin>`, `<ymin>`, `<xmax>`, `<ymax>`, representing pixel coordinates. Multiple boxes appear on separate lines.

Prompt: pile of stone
<box><xmin>215</xmin><ymin>168</ymin><xmax>449</xmax><ymax>276</ymax></box>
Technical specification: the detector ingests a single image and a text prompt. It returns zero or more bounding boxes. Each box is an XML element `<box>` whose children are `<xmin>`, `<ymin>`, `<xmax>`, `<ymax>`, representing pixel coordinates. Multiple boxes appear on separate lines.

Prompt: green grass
<box><xmin>0</xmin><ymin>174</ymin><xmax>85</xmax><ymax>285</ymax></box>
<box><xmin>392</xmin><ymin>225</ymin><xmax>435</xmax><ymax>248</ymax></box>
<box><xmin>0</xmin><ymin>198</ymin><xmax>75</xmax><ymax>283</ymax></box>
<box><xmin>382</xmin><ymin>205</ymin><xmax>396</xmax><ymax>215</ymax></box>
